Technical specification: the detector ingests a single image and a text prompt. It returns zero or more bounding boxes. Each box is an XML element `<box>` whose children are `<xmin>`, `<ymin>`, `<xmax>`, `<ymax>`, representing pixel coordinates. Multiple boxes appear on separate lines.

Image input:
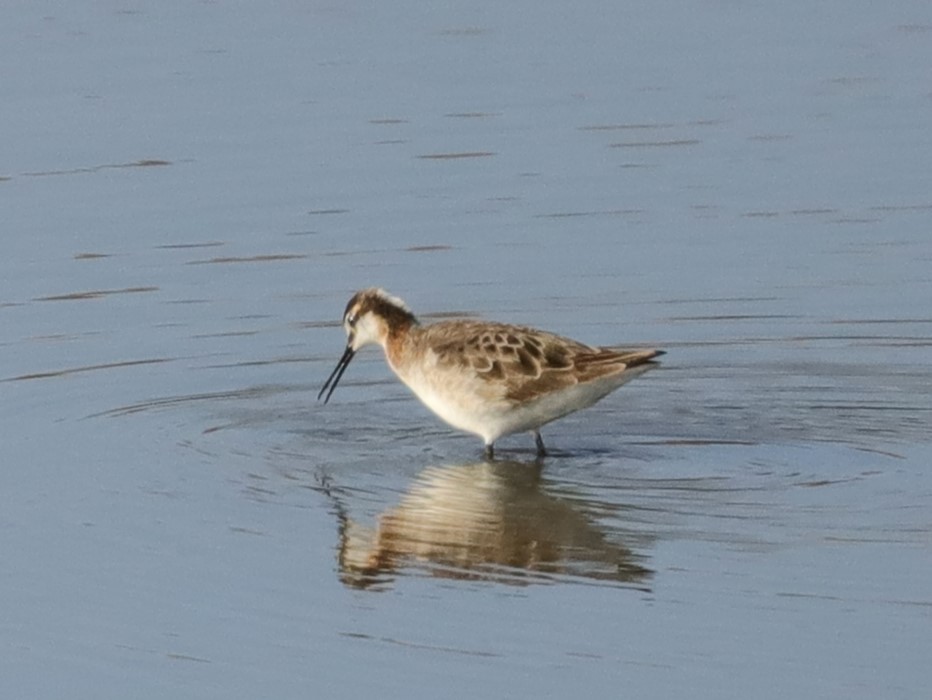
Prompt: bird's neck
<box><xmin>383</xmin><ymin>320</ymin><xmax>418</xmax><ymax>372</ymax></box>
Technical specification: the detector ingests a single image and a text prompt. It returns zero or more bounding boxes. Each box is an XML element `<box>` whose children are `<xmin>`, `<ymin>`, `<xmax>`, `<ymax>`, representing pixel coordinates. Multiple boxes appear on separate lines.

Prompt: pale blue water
<box><xmin>3</xmin><ymin>2</ymin><xmax>931</xmax><ymax>698</ymax></box>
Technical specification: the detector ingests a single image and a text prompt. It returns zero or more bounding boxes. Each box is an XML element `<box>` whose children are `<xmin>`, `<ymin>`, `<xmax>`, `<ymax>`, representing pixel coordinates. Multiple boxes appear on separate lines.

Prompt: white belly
<box><xmin>390</xmin><ymin>356</ymin><xmax>649</xmax><ymax>445</ymax></box>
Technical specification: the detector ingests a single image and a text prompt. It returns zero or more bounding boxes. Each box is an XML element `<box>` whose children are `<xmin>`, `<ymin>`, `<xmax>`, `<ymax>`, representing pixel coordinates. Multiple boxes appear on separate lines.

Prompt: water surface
<box><xmin>3</xmin><ymin>2</ymin><xmax>931</xmax><ymax>698</ymax></box>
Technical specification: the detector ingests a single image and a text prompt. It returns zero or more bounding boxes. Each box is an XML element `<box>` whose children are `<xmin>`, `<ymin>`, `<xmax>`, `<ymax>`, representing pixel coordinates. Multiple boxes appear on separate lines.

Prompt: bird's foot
<box><xmin>534</xmin><ymin>431</ymin><xmax>547</xmax><ymax>458</ymax></box>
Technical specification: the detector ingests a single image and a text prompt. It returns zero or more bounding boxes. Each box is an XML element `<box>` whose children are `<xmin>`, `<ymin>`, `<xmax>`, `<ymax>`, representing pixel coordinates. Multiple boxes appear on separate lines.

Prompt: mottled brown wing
<box><xmin>504</xmin><ymin>344</ymin><xmax>660</xmax><ymax>403</ymax></box>
<box><xmin>425</xmin><ymin>321</ymin><xmax>656</xmax><ymax>403</ymax></box>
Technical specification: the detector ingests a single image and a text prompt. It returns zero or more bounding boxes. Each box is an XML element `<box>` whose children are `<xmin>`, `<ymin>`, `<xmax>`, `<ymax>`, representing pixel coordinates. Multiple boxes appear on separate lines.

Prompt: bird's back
<box><xmin>411</xmin><ymin>320</ymin><xmax>658</xmax><ymax>401</ymax></box>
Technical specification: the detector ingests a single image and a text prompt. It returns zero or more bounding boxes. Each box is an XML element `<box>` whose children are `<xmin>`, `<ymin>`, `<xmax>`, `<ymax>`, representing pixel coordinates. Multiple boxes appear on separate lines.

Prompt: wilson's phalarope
<box><xmin>319</xmin><ymin>288</ymin><xmax>664</xmax><ymax>458</ymax></box>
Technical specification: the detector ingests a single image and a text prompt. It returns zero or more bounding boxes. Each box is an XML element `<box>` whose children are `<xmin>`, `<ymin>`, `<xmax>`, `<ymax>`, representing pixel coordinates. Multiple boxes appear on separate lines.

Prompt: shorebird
<box><xmin>319</xmin><ymin>288</ymin><xmax>663</xmax><ymax>458</ymax></box>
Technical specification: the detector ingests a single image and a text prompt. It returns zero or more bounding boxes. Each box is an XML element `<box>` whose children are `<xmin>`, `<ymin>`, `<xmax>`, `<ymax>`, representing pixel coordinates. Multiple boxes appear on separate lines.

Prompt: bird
<box><xmin>319</xmin><ymin>288</ymin><xmax>663</xmax><ymax>458</ymax></box>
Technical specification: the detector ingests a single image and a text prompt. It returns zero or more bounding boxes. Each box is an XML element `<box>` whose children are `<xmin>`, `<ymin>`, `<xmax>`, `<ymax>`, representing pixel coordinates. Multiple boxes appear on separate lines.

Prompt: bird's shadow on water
<box><xmin>311</xmin><ymin>457</ymin><xmax>655</xmax><ymax>592</ymax></box>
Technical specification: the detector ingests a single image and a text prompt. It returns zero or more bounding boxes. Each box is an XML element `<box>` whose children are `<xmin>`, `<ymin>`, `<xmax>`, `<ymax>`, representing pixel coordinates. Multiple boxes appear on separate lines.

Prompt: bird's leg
<box><xmin>534</xmin><ymin>431</ymin><xmax>547</xmax><ymax>457</ymax></box>
<box><xmin>484</xmin><ymin>443</ymin><xmax>495</xmax><ymax>460</ymax></box>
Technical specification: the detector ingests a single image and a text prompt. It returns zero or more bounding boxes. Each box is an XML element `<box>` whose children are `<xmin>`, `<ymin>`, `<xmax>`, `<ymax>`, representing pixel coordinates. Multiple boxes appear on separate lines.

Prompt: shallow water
<box><xmin>3</xmin><ymin>2</ymin><xmax>931</xmax><ymax>698</ymax></box>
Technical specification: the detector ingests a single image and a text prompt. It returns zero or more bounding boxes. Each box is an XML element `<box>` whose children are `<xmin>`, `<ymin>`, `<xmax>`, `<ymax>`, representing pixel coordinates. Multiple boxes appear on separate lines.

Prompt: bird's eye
<box><xmin>346</xmin><ymin>313</ymin><xmax>357</xmax><ymax>327</ymax></box>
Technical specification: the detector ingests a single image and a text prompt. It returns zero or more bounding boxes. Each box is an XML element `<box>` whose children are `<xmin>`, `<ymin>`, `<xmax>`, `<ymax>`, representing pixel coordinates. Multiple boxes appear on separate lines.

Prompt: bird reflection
<box><xmin>332</xmin><ymin>460</ymin><xmax>652</xmax><ymax>590</ymax></box>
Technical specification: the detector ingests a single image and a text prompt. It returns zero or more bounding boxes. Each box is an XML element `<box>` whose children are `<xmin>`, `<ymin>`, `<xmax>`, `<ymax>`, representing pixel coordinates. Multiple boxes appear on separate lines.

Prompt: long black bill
<box><xmin>318</xmin><ymin>345</ymin><xmax>356</xmax><ymax>403</ymax></box>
